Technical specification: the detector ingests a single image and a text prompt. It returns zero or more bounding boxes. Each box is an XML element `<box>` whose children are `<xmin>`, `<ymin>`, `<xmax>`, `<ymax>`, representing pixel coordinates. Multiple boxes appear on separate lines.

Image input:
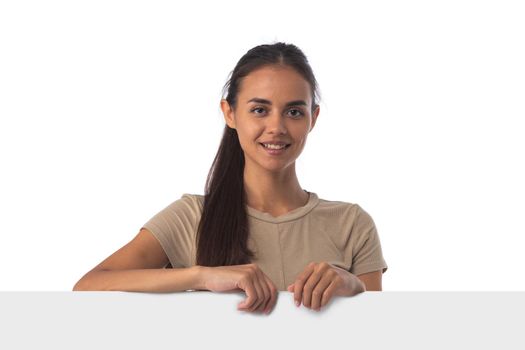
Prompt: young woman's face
<box><xmin>222</xmin><ymin>65</ymin><xmax>320</xmax><ymax>173</ymax></box>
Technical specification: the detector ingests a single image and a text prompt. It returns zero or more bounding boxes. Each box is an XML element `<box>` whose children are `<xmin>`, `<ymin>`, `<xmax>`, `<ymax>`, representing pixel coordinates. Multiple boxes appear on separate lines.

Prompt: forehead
<box><xmin>238</xmin><ymin>65</ymin><xmax>312</xmax><ymax>104</ymax></box>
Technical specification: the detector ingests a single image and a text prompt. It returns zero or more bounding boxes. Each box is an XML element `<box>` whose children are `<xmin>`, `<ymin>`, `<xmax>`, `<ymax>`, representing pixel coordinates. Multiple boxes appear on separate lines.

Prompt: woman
<box><xmin>73</xmin><ymin>42</ymin><xmax>388</xmax><ymax>315</ymax></box>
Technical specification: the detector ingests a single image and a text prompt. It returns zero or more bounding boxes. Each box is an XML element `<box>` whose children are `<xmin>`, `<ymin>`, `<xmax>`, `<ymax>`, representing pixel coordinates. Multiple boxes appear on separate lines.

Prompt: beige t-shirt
<box><xmin>141</xmin><ymin>191</ymin><xmax>388</xmax><ymax>291</ymax></box>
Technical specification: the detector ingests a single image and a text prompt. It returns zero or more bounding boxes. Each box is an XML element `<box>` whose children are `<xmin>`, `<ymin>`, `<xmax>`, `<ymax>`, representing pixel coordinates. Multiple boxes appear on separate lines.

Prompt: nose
<box><xmin>265</xmin><ymin>111</ymin><xmax>287</xmax><ymax>135</ymax></box>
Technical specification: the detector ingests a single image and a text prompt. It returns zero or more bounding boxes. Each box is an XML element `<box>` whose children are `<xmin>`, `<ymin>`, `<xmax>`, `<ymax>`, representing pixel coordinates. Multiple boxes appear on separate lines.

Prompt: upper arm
<box><xmin>357</xmin><ymin>270</ymin><xmax>383</xmax><ymax>291</ymax></box>
<box><xmin>88</xmin><ymin>228</ymin><xmax>169</xmax><ymax>273</ymax></box>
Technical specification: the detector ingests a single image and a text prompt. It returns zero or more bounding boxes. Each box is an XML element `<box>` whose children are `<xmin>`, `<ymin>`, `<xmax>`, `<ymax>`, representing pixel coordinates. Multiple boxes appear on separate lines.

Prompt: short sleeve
<box><xmin>140</xmin><ymin>194</ymin><xmax>202</xmax><ymax>268</ymax></box>
<box><xmin>348</xmin><ymin>204</ymin><xmax>388</xmax><ymax>276</ymax></box>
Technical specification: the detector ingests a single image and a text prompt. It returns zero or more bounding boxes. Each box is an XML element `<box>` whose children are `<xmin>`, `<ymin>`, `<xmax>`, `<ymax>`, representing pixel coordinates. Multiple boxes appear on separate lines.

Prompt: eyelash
<box><xmin>250</xmin><ymin>107</ymin><xmax>304</xmax><ymax>118</ymax></box>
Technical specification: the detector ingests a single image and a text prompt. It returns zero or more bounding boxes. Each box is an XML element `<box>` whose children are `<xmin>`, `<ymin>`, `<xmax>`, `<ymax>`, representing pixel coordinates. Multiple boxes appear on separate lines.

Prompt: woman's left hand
<box><xmin>286</xmin><ymin>261</ymin><xmax>365</xmax><ymax>311</ymax></box>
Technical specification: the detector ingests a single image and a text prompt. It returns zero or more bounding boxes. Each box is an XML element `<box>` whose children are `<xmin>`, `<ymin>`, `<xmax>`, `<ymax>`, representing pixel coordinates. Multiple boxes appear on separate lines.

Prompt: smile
<box><xmin>259</xmin><ymin>143</ymin><xmax>291</xmax><ymax>155</ymax></box>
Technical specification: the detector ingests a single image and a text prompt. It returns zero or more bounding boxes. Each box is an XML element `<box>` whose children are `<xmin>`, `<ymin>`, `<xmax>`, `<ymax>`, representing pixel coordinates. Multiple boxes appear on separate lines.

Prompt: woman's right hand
<box><xmin>200</xmin><ymin>263</ymin><xmax>278</xmax><ymax>314</ymax></box>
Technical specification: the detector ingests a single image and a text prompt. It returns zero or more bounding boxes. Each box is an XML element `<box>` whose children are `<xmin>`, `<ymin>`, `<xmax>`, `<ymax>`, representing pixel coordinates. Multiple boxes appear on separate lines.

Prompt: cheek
<box><xmin>236</xmin><ymin>128</ymin><xmax>260</xmax><ymax>151</ymax></box>
<box><xmin>237</xmin><ymin>124</ymin><xmax>260</xmax><ymax>141</ymax></box>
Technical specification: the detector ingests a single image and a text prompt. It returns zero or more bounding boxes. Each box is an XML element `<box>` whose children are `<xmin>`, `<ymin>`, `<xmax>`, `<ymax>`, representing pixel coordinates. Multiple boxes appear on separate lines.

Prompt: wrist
<box><xmin>192</xmin><ymin>265</ymin><xmax>209</xmax><ymax>291</ymax></box>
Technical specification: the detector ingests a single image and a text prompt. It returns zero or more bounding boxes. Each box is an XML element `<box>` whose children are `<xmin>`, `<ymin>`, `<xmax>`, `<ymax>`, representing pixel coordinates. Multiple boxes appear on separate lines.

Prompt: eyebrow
<box><xmin>247</xmin><ymin>97</ymin><xmax>308</xmax><ymax>108</ymax></box>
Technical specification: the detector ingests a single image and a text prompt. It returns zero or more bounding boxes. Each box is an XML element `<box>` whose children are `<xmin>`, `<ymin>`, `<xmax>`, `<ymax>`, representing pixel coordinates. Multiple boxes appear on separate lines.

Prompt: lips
<box><xmin>259</xmin><ymin>143</ymin><xmax>291</xmax><ymax>149</ymax></box>
<box><xmin>259</xmin><ymin>143</ymin><xmax>291</xmax><ymax>157</ymax></box>
<box><xmin>259</xmin><ymin>141</ymin><xmax>290</xmax><ymax>146</ymax></box>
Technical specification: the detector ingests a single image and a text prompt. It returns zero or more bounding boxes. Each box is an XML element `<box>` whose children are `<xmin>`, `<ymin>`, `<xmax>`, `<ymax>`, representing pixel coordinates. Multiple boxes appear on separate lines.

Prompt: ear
<box><xmin>221</xmin><ymin>99</ymin><xmax>236</xmax><ymax>129</ymax></box>
<box><xmin>310</xmin><ymin>104</ymin><xmax>320</xmax><ymax>132</ymax></box>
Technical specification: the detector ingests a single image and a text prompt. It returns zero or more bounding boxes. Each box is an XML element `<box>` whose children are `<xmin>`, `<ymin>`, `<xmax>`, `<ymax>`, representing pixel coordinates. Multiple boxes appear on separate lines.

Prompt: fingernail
<box><xmin>295</xmin><ymin>300</ymin><xmax>300</xmax><ymax>307</ymax></box>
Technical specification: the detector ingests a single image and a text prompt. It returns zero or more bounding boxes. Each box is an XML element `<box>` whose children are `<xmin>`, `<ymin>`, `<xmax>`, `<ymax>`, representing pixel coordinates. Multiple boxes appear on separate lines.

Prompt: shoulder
<box><xmin>315</xmin><ymin>195</ymin><xmax>362</xmax><ymax>216</ymax></box>
<box><xmin>146</xmin><ymin>193</ymin><xmax>204</xmax><ymax>223</ymax></box>
<box><xmin>315</xmin><ymin>195</ymin><xmax>376</xmax><ymax>227</ymax></box>
<box><xmin>180</xmin><ymin>193</ymin><xmax>204</xmax><ymax>208</ymax></box>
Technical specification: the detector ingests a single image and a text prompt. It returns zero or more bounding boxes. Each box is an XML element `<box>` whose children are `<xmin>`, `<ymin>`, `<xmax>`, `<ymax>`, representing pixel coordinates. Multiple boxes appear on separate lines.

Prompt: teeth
<box><xmin>263</xmin><ymin>143</ymin><xmax>287</xmax><ymax>150</ymax></box>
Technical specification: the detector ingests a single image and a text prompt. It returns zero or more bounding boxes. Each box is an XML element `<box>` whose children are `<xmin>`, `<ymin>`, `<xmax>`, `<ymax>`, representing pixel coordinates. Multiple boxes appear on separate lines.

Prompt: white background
<box><xmin>1</xmin><ymin>0</ymin><xmax>523</xmax><ymax>291</ymax></box>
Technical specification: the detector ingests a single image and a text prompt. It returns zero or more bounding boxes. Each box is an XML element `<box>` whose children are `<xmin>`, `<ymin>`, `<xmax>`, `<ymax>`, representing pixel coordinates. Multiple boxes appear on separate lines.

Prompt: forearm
<box><xmin>73</xmin><ymin>266</ymin><xmax>205</xmax><ymax>292</ymax></box>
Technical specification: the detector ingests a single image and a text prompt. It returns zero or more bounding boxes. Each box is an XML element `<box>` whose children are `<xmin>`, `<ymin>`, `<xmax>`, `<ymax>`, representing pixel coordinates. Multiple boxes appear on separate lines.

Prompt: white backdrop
<box><xmin>1</xmin><ymin>0</ymin><xmax>523</xmax><ymax>291</ymax></box>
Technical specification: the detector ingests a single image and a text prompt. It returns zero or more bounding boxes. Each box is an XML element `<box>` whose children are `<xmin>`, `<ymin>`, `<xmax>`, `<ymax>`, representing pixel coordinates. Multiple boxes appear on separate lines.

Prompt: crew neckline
<box><xmin>245</xmin><ymin>190</ymin><xmax>320</xmax><ymax>223</ymax></box>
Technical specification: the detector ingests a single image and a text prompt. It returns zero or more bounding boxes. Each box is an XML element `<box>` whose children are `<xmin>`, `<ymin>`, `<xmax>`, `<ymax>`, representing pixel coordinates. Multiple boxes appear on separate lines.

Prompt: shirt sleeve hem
<box><xmin>140</xmin><ymin>224</ymin><xmax>177</xmax><ymax>268</ymax></box>
<box><xmin>350</xmin><ymin>261</ymin><xmax>388</xmax><ymax>276</ymax></box>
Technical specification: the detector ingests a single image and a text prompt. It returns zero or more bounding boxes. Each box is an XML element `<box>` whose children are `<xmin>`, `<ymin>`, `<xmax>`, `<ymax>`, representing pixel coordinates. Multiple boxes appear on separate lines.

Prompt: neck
<box><xmin>243</xmin><ymin>162</ymin><xmax>309</xmax><ymax>215</ymax></box>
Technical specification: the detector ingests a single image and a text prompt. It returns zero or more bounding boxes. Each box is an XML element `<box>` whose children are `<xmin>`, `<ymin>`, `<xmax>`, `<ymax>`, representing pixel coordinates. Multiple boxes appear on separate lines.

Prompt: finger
<box><xmin>253</xmin><ymin>269</ymin><xmax>271</xmax><ymax>313</ymax></box>
<box><xmin>294</xmin><ymin>262</ymin><xmax>316</xmax><ymax>307</ymax></box>
<box><xmin>310</xmin><ymin>273</ymin><xmax>333</xmax><ymax>311</ymax></box>
<box><xmin>244</xmin><ymin>273</ymin><xmax>265</xmax><ymax>312</ymax></box>
<box><xmin>302</xmin><ymin>268</ymin><xmax>324</xmax><ymax>309</ymax></box>
<box><xmin>260</xmin><ymin>275</ymin><xmax>277</xmax><ymax>314</ymax></box>
<box><xmin>262</xmin><ymin>276</ymin><xmax>278</xmax><ymax>314</ymax></box>
<box><xmin>287</xmin><ymin>284</ymin><xmax>294</xmax><ymax>292</ymax></box>
<box><xmin>320</xmin><ymin>280</ymin><xmax>338</xmax><ymax>309</ymax></box>
<box><xmin>237</xmin><ymin>277</ymin><xmax>257</xmax><ymax>310</ymax></box>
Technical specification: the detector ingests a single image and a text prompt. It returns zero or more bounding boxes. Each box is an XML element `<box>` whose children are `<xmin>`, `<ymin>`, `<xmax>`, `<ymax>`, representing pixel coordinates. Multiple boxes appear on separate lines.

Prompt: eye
<box><xmin>288</xmin><ymin>108</ymin><xmax>304</xmax><ymax>118</ymax></box>
<box><xmin>250</xmin><ymin>107</ymin><xmax>266</xmax><ymax>115</ymax></box>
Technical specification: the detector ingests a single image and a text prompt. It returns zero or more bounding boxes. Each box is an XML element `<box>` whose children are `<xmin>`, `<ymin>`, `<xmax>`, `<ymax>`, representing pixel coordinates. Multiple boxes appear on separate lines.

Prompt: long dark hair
<box><xmin>195</xmin><ymin>42</ymin><xmax>321</xmax><ymax>267</ymax></box>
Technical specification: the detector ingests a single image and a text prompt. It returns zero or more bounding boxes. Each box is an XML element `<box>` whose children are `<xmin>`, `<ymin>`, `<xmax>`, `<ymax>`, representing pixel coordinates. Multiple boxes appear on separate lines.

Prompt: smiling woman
<box><xmin>73</xmin><ymin>42</ymin><xmax>388</xmax><ymax>315</ymax></box>
<box><xmin>221</xmin><ymin>64</ymin><xmax>317</xmax><ymax>177</ymax></box>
